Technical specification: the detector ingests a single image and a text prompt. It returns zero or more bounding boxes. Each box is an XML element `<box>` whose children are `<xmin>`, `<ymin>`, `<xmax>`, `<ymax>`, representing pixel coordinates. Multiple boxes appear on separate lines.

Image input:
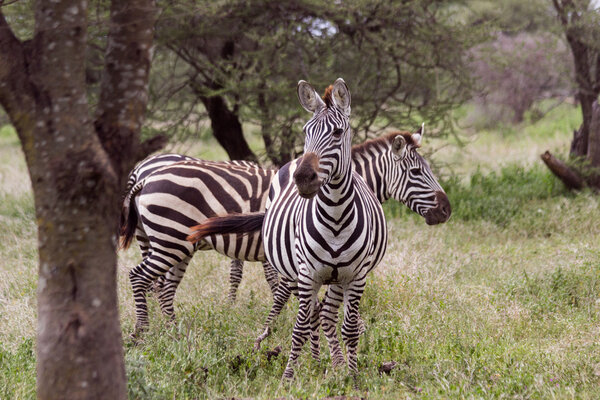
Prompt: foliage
<box><xmin>154</xmin><ymin>0</ymin><xmax>481</xmax><ymax>165</ymax></box>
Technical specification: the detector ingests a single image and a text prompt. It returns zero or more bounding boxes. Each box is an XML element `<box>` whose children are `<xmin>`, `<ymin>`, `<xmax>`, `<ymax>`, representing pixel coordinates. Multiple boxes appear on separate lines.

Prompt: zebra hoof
<box><xmin>129</xmin><ymin>330</ymin><xmax>145</xmax><ymax>345</ymax></box>
<box><xmin>331</xmin><ymin>354</ymin><xmax>346</xmax><ymax>368</ymax></box>
<box><xmin>281</xmin><ymin>368</ymin><xmax>295</xmax><ymax>381</ymax></box>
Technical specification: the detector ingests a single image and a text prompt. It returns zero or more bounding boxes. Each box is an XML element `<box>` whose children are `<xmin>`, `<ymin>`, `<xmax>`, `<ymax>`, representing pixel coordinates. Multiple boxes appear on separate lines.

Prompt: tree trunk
<box><xmin>0</xmin><ymin>1</ymin><xmax>159</xmax><ymax>398</ymax></box>
<box><xmin>200</xmin><ymin>95</ymin><xmax>258</xmax><ymax>162</ymax></box>
<box><xmin>587</xmin><ymin>101</ymin><xmax>600</xmax><ymax>167</ymax></box>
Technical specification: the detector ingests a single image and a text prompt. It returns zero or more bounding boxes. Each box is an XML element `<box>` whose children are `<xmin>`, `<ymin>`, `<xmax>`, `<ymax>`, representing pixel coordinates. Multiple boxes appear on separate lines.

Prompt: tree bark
<box><xmin>199</xmin><ymin>94</ymin><xmax>258</xmax><ymax>162</ymax></box>
<box><xmin>587</xmin><ymin>101</ymin><xmax>600</xmax><ymax>167</ymax></box>
<box><xmin>553</xmin><ymin>0</ymin><xmax>600</xmax><ymax>157</ymax></box>
<box><xmin>0</xmin><ymin>1</ymin><xmax>158</xmax><ymax>399</ymax></box>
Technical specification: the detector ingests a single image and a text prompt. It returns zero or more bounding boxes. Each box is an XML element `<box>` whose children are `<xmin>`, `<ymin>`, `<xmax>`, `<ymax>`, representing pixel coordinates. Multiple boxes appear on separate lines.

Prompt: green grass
<box><xmin>1</xmin><ymin>105</ymin><xmax>600</xmax><ymax>399</ymax></box>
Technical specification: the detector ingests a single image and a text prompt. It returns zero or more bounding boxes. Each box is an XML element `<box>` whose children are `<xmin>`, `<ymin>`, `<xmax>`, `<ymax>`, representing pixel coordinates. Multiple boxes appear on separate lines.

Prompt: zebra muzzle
<box><xmin>424</xmin><ymin>191</ymin><xmax>452</xmax><ymax>225</ymax></box>
<box><xmin>294</xmin><ymin>152</ymin><xmax>322</xmax><ymax>199</ymax></box>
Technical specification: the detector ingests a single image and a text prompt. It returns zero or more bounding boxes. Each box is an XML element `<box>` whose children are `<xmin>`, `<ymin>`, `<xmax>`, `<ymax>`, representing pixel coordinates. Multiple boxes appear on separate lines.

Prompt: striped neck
<box><xmin>315</xmin><ymin>167</ymin><xmax>356</xmax><ymax>223</ymax></box>
<box><xmin>351</xmin><ymin>141</ymin><xmax>391</xmax><ymax>204</ymax></box>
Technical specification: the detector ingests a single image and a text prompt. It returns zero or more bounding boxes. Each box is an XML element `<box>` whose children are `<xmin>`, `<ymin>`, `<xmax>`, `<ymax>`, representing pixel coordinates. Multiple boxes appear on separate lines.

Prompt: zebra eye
<box><xmin>332</xmin><ymin>128</ymin><xmax>343</xmax><ymax>139</ymax></box>
<box><xmin>410</xmin><ymin>168</ymin><xmax>421</xmax><ymax>175</ymax></box>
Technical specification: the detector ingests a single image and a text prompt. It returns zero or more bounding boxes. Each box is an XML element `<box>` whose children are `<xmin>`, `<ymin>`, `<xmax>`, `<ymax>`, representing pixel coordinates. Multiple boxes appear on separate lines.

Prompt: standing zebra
<box><xmin>122</xmin><ymin>159</ymin><xmax>278</xmax><ymax>333</ymax></box>
<box><xmin>123</xmin><ymin>119</ymin><xmax>450</xmax><ymax>338</ymax></box>
<box><xmin>249</xmin><ymin>123</ymin><xmax>450</xmax><ymax>356</ymax></box>
<box><xmin>121</xmin><ymin>154</ymin><xmax>271</xmax><ymax>303</ymax></box>
<box><xmin>190</xmin><ymin>78</ymin><xmax>394</xmax><ymax>378</ymax></box>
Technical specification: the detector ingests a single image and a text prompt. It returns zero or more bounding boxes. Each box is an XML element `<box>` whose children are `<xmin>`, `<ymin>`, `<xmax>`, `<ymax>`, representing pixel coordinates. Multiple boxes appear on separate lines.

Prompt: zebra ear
<box><xmin>297</xmin><ymin>80</ymin><xmax>326</xmax><ymax>114</ymax></box>
<box><xmin>331</xmin><ymin>78</ymin><xmax>351</xmax><ymax>116</ymax></box>
<box><xmin>392</xmin><ymin>135</ymin><xmax>407</xmax><ymax>159</ymax></box>
<box><xmin>411</xmin><ymin>123</ymin><xmax>424</xmax><ymax>147</ymax></box>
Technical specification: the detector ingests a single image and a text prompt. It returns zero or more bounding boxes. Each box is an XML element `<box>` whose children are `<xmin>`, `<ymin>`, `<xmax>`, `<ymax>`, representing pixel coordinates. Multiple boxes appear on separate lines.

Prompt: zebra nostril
<box><xmin>309</xmin><ymin>171</ymin><xmax>317</xmax><ymax>181</ymax></box>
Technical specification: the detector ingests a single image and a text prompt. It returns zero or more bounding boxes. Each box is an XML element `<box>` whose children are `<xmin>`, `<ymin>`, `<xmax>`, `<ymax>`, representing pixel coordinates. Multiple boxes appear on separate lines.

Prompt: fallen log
<box><xmin>541</xmin><ymin>151</ymin><xmax>585</xmax><ymax>190</ymax></box>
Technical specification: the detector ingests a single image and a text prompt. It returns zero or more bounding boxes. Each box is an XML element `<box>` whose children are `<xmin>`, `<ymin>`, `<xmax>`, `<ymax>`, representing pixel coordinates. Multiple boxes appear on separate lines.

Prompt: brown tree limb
<box><xmin>541</xmin><ymin>151</ymin><xmax>585</xmax><ymax>190</ymax></box>
<box><xmin>199</xmin><ymin>94</ymin><xmax>258</xmax><ymax>162</ymax></box>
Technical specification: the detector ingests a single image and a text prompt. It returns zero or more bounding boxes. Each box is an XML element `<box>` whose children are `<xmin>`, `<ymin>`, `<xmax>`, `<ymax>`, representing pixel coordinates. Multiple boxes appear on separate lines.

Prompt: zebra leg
<box><xmin>135</xmin><ymin>226</ymin><xmax>166</xmax><ymax>297</ymax></box>
<box><xmin>320</xmin><ymin>285</ymin><xmax>345</xmax><ymax>367</ymax></box>
<box><xmin>157</xmin><ymin>256</ymin><xmax>192</xmax><ymax>321</ymax></box>
<box><xmin>309</xmin><ymin>298</ymin><xmax>321</xmax><ymax>361</ymax></box>
<box><xmin>135</xmin><ymin>226</ymin><xmax>150</xmax><ymax>259</ymax></box>
<box><xmin>262</xmin><ymin>261</ymin><xmax>280</xmax><ymax>296</ymax></box>
<box><xmin>129</xmin><ymin>253</ymin><xmax>172</xmax><ymax>334</ymax></box>
<box><xmin>254</xmin><ymin>277</ymin><xmax>295</xmax><ymax>351</ymax></box>
<box><xmin>341</xmin><ymin>279</ymin><xmax>367</xmax><ymax>375</ymax></box>
<box><xmin>282</xmin><ymin>278</ymin><xmax>321</xmax><ymax>380</ymax></box>
<box><xmin>261</xmin><ymin>261</ymin><xmax>279</xmax><ymax>296</ymax></box>
<box><xmin>228</xmin><ymin>259</ymin><xmax>244</xmax><ymax>302</ymax></box>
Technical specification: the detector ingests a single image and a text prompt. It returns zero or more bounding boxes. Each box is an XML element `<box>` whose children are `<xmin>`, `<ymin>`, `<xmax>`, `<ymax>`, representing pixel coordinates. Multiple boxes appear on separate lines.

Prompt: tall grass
<box><xmin>1</xmin><ymin>105</ymin><xmax>600</xmax><ymax>399</ymax></box>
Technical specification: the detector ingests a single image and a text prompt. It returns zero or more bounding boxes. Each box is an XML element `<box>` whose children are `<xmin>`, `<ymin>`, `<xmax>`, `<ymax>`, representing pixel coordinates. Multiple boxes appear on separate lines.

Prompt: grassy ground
<box><xmin>1</xmin><ymin>104</ymin><xmax>600</xmax><ymax>399</ymax></box>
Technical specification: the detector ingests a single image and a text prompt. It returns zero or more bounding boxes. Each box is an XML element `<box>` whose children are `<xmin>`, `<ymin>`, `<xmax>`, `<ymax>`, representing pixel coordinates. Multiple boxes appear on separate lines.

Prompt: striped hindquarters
<box><xmin>136</xmin><ymin>160</ymin><xmax>275</xmax><ymax>262</ymax></box>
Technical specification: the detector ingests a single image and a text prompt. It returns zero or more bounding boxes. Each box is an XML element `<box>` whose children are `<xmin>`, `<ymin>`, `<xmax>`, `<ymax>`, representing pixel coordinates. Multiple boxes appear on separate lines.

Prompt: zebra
<box><xmin>122</xmin><ymin>159</ymin><xmax>279</xmax><ymax>333</ymax></box>
<box><xmin>121</xmin><ymin>124</ymin><xmax>450</xmax><ymax>337</ymax></box>
<box><xmin>249</xmin><ymin>122</ymin><xmax>451</xmax><ymax>355</ymax></box>
<box><xmin>121</xmin><ymin>153</ymin><xmax>272</xmax><ymax>304</ymax></box>
<box><xmin>188</xmin><ymin>78</ymin><xmax>438</xmax><ymax>378</ymax></box>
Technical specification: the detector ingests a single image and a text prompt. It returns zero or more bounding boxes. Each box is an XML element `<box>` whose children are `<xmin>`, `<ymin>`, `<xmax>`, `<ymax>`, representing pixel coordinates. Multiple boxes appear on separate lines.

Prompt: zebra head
<box><xmin>388</xmin><ymin>125</ymin><xmax>451</xmax><ymax>225</ymax></box>
<box><xmin>293</xmin><ymin>78</ymin><xmax>352</xmax><ymax>199</ymax></box>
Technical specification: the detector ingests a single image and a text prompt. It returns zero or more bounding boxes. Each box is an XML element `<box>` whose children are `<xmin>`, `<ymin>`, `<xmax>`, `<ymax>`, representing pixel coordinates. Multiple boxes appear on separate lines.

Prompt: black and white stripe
<box><xmin>190</xmin><ymin>79</ymin><xmax>393</xmax><ymax>377</ymax></box>
<box><xmin>122</xmin><ymin>159</ymin><xmax>277</xmax><ymax>332</ymax></box>
<box><xmin>123</xmin><ymin>126</ymin><xmax>450</xmax><ymax>340</ymax></box>
<box><xmin>254</xmin><ymin>127</ymin><xmax>451</xmax><ymax>358</ymax></box>
<box><xmin>262</xmin><ymin>79</ymin><xmax>388</xmax><ymax>377</ymax></box>
<box><xmin>122</xmin><ymin>154</ymin><xmax>275</xmax><ymax>308</ymax></box>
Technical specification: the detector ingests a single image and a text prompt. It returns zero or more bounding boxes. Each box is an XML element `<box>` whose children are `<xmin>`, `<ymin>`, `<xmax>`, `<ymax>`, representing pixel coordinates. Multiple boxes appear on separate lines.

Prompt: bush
<box><xmin>384</xmin><ymin>164</ymin><xmax>569</xmax><ymax>227</ymax></box>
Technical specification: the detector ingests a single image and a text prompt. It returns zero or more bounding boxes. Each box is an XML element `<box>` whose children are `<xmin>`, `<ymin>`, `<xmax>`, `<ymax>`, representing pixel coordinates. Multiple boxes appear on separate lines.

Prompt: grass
<box><xmin>1</xmin><ymin>103</ymin><xmax>600</xmax><ymax>398</ymax></box>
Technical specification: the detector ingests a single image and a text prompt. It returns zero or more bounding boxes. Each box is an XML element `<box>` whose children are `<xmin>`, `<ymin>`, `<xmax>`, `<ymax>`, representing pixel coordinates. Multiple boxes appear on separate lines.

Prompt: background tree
<box><xmin>541</xmin><ymin>0</ymin><xmax>600</xmax><ymax>189</ymax></box>
<box><xmin>153</xmin><ymin>0</ymin><xmax>480</xmax><ymax>166</ymax></box>
<box><xmin>469</xmin><ymin>32</ymin><xmax>572</xmax><ymax>124</ymax></box>
<box><xmin>0</xmin><ymin>0</ymin><xmax>163</xmax><ymax>398</ymax></box>
<box><xmin>463</xmin><ymin>0</ymin><xmax>574</xmax><ymax>128</ymax></box>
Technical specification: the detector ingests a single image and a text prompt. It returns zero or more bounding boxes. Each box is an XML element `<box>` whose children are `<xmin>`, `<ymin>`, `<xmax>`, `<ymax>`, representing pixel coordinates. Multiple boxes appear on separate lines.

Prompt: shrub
<box><xmin>384</xmin><ymin>164</ymin><xmax>569</xmax><ymax>227</ymax></box>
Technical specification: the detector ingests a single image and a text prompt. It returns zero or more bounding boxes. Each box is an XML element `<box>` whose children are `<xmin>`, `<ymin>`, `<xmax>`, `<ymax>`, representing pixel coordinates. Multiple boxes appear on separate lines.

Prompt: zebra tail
<box><xmin>118</xmin><ymin>180</ymin><xmax>144</xmax><ymax>250</ymax></box>
<box><xmin>187</xmin><ymin>212</ymin><xmax>266</xmax><ymax>244</ymax></box>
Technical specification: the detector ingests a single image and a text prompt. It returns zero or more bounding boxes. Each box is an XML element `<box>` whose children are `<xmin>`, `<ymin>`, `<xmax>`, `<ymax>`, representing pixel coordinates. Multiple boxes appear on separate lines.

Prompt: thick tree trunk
<box><xmin>0</xmin><ymin>1</ymin><xmax>158</xmax><ymax>399</ymax></box>
<box><xmin>587</xmin><ymin>101</ymin><xmax>600</xmax><ymax>167</ymax></box>
<box><xmin>200</xmin><ymin>95</ymin><xmax>258</xmax><ymax>162</ymax></box>
<box><xmin>547</xmin><ymin>1</ymin><xmax>600</xmax><ymax>191</ymax></box>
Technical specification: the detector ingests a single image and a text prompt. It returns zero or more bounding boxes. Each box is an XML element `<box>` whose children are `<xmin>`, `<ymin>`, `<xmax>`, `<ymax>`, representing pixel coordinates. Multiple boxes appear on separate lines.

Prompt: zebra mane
<box><xmin>351</xmin><ymin>131</ymin><xmax>417</xmax><ymax>156</ymax></box>
<box><xmin>321</xmin><ymin>85</ymin><xmax>334</xmax><ymax>107</ymax></box>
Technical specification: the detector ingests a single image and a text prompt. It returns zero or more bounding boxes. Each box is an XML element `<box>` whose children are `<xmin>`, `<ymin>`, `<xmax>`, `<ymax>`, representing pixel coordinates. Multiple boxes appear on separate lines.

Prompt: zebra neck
<box><xmin>316</xmin><ymin>169</ymin><xmax>356</xmax><ymax>222</ymax></box>
<box><xmin>353</xmin><ymin>151</ymin><xmax>390</xmax><ymax>204</ymax></box>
